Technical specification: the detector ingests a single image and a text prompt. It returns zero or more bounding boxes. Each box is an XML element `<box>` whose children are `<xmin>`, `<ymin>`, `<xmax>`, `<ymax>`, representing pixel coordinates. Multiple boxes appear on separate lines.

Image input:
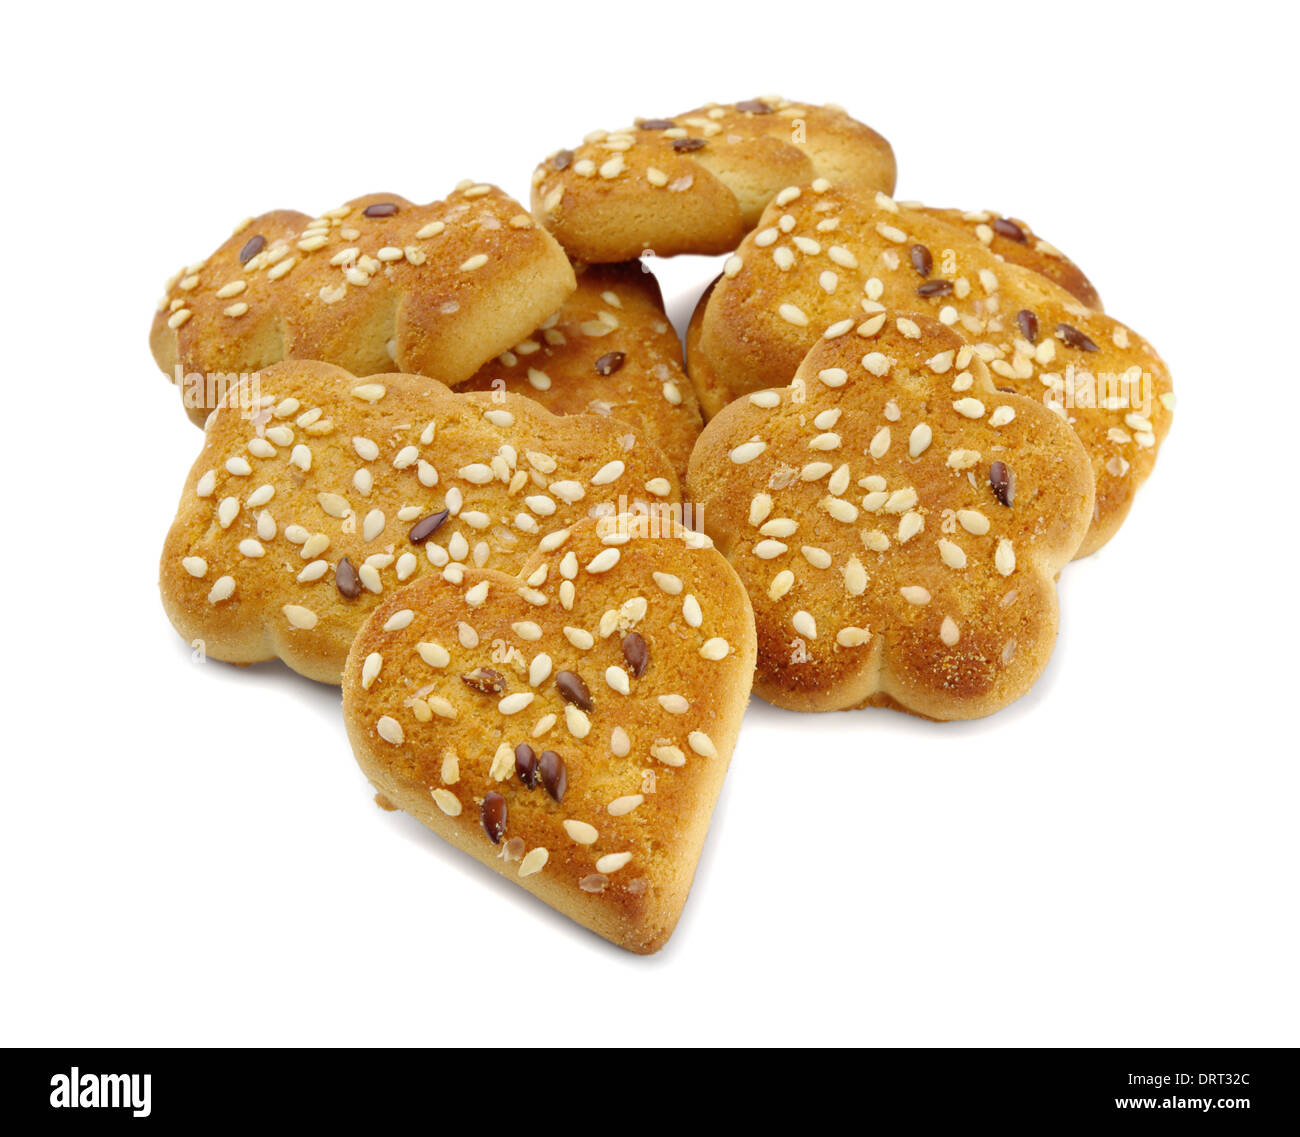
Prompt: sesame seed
<box><xmin>459</xmin><ymin>254</ymin><xmax>488</xmax><ymax>272</ymax></box>
<box><xmin>565</xmin><ymin>704</ymin><xmax>591</xmax><ymax>738</ymax></box>
<box><xmin>953</xmin><ymin>398</ymin><xmax>986</xmax><ymax>419</ymax></box>
<box><xmin>730</xmin><ymin>440</ymin><xmax>767</xmax><ymax>464</ymax></box>
<box><xmin>900</xmin><ymin>586</ymin><xmax>931</xmax><ymax>605</ymax></box>
<box><xmin>940</xmin><ymin>617</ymin><xmax>960</xmax><ymax>647</ymax></box>
<box><xmin>778</xmin><ymin>303</ymin><xmax>809</xmax><ymax>326</ymax></box>
<box><xmin>283</xmin><ymin>604</ymin><xmax>318</xmax><ymax>629</ymax></box>
<box><xmin>586</xmin><ymin>548</ymin><xmax>620</xmax><ymax>573</ymax></box>
<box><xmin>518</xmin><ymin>848</ymin><xmax>548</xmax><ymax>877</ymax></box>
<box><xmin>596</xmin><ymin>852</ymin><xmax>633</xmax><ymax>874</ymax></box>
<box><xmin>793</xmin><ymin>610</ymin><xmax>818</xmax><ymax>638</ymax></box>
<box><xmin>376</xmin><ymin>716</ymin><xmax>404</xmax><ymax>745</ymax></box>
<box><xmin>361</xmin><ymin>653</ymin><xmax>383</xmax><ymax>690</ymax></box>
<box><xmin>432</xmin><ymin>788</ymin><xmax>461</xmax><ymax>816</ymax></box>
<box><xmin>996</xmin><ymin>539</ymin><xmax>1016</xmax><ymax>576</ymax></box>
<box><xmin>499</xmin><ymin>692</ymin><xmax>535</xmax><ymax>715</ymax></box>
<box><xmin>768</xmin><ymin>570</ymin><xmax>794</xmax><ymax>600</ymax></box>
<box><xmin>563</xmin><ymin>819</ymin><xmax>599</xmax><ymax>845</ymax></box>
<box><xmin>591</xmin><ymin>459</ymin><xmax>625</xmax><ymax>485</ymax></box>
<box><xmin>384</xmin><ymin>609</ymin><xmax>415</xmax><ymax>632</ymax></box>
<box><xmin>699</xmin><ymin>638</ymin><xmax>729</xmax><ymax>660</ymax></box>
<box><xmin>652</xmin><ymin>743</ymin><xmax>686</xmax><ymax>767</ymax></box>
<box><xmin>938</xmin><ymin>539</ymin><xmax>967</xmax><ymax>569</ymax></box>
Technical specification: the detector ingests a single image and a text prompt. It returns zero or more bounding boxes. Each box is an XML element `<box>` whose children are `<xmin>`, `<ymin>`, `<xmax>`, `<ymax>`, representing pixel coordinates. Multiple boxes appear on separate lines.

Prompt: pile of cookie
<box><xmin>151</xmin><ymin>97</ymin><xmax>1172</xmax><ymax>952</ymax></box>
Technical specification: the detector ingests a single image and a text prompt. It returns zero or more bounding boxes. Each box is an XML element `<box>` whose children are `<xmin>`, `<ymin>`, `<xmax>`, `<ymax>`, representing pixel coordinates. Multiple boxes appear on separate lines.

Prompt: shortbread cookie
<box><xmin>160</xmin><ymin>361</ymin><xmax>677</xmax><ymax>684</ymax></box>
<box><xmin>151</xmin><ymin>185</ymin><xmax>576</xmax><ymax>425</ymax></box>
<box><xmin>456</xmin><ymin>262</ymin><xmax>702</xmax><ymax>479</ymax></box>
<box><xmin>342</xmin><ymin>514</ymin><xmax>757</xmax><ymax>953</ymax></box>
<box><xmin>692</xmin><ymin>184</ymin><xmax>1173</xmax><ymax>554</ymax></box>
<box><xmin>911</xmin><ymin>206</ymin><xmax>1101</xmax><ymax>310</ymax></box>
<box><xmin>687</xmin><ymin>314</ymin><xmax>1094</xmax><ymax>719</ymax></box>
<box><xmin>532</xmin><ymin>98</ymin><xmax>895</xmax><ymax>261</ymax></box>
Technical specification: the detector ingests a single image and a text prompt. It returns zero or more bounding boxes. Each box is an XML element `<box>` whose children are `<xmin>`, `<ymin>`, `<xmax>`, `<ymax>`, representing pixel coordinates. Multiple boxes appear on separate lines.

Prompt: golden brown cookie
<box><xmin>455</xmin><ymin>262</ymin><xmax>702</xmax><ymax>480</ymax></box>
<box><xmin>151</xmin><ymin>184</ymin><xmax>576</xmax><ymax>425</ymax></box>
<box><xmin>532</xmin><ymin>98</ymin><xmax>895</xmax><ymax>261</ymax></box>
<box><xmin>687</xmin><ymin>313</ymin><xmax>1094</xmax><ymax>720</ymax></box>
<box><xmin>160</xmin><ymin>361</ymin><xmax>677</xmax><ymax>684</ymax></box>
<box><xmin>342</xmin><ymin>514</ymin><xmax>757</xmax><ymax>953</ymax></box>
<box><xmin>691</xmin><ymin>184</ymin><xmax>1173</xmax><ymax>555</ymax></box>
<box><xmin>909</xmin><ymin>205</ymin><xmax>1102</xmax><ymax>310</ymax></box>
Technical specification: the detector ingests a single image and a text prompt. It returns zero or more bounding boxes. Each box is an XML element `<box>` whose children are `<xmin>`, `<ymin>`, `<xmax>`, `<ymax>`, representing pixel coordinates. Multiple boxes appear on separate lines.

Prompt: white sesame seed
<box><xmin>587</xmin><ymin>548</ymin><xmax>620</xmax><ymax>573</ymax></box>
<box><xmin>499</xmin><ymin>692</ymin><xmax>535</xmax><ymax>715</ymax></box>
<box><xmin>730</xmin><ymin>440</ymin><xmax>767</xmax><ymax>464</ymax></box>
<box><xmin>596</xmin><ymin>852</ymin><xmax>633</xmax><ymax>874</ymax></box>
<box><xmin>431</xmin><ymin>788</ymin><xmax>461</xmax><ymax>816</ymax></box>
<box><xmin>565</xmin><ymin>704</ymin><xmax>591</xmax><ymax>738</ymax></box>
<box><xmin>384</xmin><ymin>609</ymin><xmax>414</xmax><ymax>632</ymax></box>
<box><xmin>208</xmin><ymin>576</ymin><xmax>235</xmax><ymax>604</ymax></box>
<box><xmin>282</xmin><ymin>604</ymin><xmax>317</xmax><ymax>629</ymax></box>
<box><xmin>699</xmin><ymin>638</ymin><xmax>729</xmax><ymax>660</ymax></box>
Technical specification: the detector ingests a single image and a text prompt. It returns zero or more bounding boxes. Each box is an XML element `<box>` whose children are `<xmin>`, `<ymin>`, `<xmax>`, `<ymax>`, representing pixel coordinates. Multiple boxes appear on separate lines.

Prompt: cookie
<box><xmin>691</xmin><ymin>183</ymin><xmax>1173</xmax><ymax>554</ymax></box>
<box><xmin>455</xmin><ymin>261</ymin><xmax>702</xmax><ymax>480</ymax></box>
<box><xmin>532</xmin><ymin>98</ymin><xmax>895</xmax><ymax>262</ymax></box>
<box><xmin>686</xmin><ymin>313</ymin><xmax>1094</xmax><ymax>720</ymax></box>
<box><xmin>341</xmin><ymin>514</ymin><xmax>757</xmax><ymax>953</ymax></box>
<box><xmin>151</xmin><ymin>184</ymin><xmax>576</xmax><ymax>425</ymax></box>
<box><xmin>909</xmin><ymin>205</ymin><xmax>1101</xmax><ymax>310</ymax></box>
<box><xmin>160</xmin><ymin>361</ymin><xmax>678</xmax><ymax>684</ymax></box>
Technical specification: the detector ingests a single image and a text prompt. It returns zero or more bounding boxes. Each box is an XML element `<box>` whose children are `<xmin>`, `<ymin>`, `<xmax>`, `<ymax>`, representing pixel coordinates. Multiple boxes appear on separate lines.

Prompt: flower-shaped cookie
<box><xmin>151</xmin><ymin>184</ymin><xmax>575</xmax><ymax>425</ymax></box>
<box><xmin>342</xmin><ymin>515</ymin><xmax>756</xmax><ymax>953</ymax></box>
<box><xmin>909</xmin><ymin>205</ymin><xmax>1101</xmax><ymax>309</ymax></box>
<box><xmin>687</xmin><ymin>314</ymin><xmax>1094</xmax><ymax>720</ymax></box>
<box><xmin>456</xmin><ymin>261</ymin><xmax>702</xmax><ymax>480</ymax></box>
<box><xmin>531</xmin><ymin>97</ymin><xmax>895</xmax><ymax>261</ymax></box>
<box><xmin>160</xmin><ymin>361</ymin><xmax>677</xmax><ymax>684</ymax></box>
<box><xmin>691</xmin><ymin>183</ymin><xmax>1172</xmax><ymax>554</ymax></box>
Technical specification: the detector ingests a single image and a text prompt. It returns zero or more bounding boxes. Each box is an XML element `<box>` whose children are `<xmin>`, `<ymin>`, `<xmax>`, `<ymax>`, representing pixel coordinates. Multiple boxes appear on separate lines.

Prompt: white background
<box><xmin>2</xmin><ymin>0</ymin><xmax>1296</xmax><ymax>1047</ymax></box>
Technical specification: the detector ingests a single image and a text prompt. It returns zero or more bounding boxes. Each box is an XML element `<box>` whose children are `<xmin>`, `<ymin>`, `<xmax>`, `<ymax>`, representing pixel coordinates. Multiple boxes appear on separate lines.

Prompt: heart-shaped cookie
<box><xmin>687</xmin><ymin>312</ymin><xmax>1093</xmax><ymax>720</ymax></box>
<box><xmin>160</xmin><ymin>361</ymin><xmax>678</xmax><ymax>684</ymax></box>
<box><xmin>342</xmin><ymin>515</ymin><xmax>756</xmax><ymax>953</ymax></box>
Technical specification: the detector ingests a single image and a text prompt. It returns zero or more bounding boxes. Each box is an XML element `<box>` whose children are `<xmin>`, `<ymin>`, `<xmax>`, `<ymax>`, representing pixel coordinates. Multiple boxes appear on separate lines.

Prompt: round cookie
<box><xmin>687</xmin><ymin>313</ymin><xmax>1094</xmax><ymax>720</ymax></box>
<box><xmin>342</xmin><ymin>514</ymin><xmax>757</xmax><ymax>954</ymax></box>
<box><xmin>531</xmin><ymin>97</ymin><xmax>896</xmax><ymax>261</ymax></box>
<box><xmin>151</xmin><ymin>184</ymin><xmax>576</xmax><ymax>426</ymax></box>
<box><xmin>692</xmin><ymin>183</ymin><xmax>1173</xmax><ymax>555</ymax></box>
<box><xmin>160</xmin><ymin>361</ymin><xmax>678</xmax><ymax>685</ymax></box>
<box><xmin>456</xmin><ymin>261</ymin><xmax>702</xmax><ymax>481</ymax></box>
